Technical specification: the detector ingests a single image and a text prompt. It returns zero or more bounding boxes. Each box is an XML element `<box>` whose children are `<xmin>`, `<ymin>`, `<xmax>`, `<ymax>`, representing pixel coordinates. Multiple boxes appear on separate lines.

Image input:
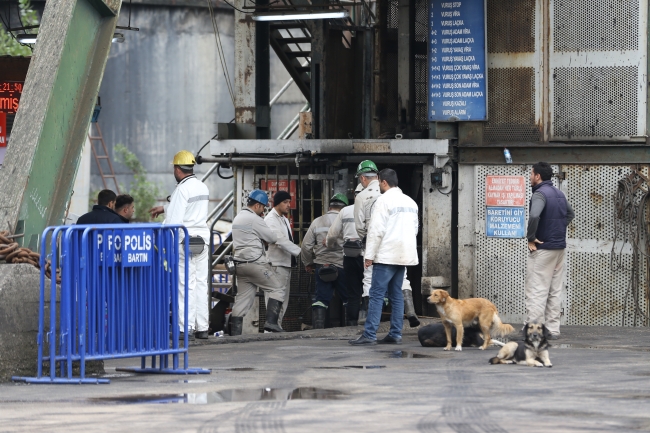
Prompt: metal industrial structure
<box><xmin>1</xmin><ymin>0</ymin><xmax>649</xmax><ymax>332</ymax></box>
<box><xmin>202</xmin><ymin>0</ymin><xmax>650</xmax><ymax>331</ymax></box>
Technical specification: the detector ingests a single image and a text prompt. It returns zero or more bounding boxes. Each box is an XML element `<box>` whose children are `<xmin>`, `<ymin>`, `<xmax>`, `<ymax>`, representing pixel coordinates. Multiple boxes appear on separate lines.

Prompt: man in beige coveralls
<box><xmin>525</xmin><ymin>162</ymin><xmax>575</xmax><ymax>339</ymax></box>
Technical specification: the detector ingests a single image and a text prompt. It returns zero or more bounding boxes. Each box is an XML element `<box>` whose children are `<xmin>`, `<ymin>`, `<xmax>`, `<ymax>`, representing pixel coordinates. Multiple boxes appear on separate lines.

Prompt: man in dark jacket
<box><xmin>525</xmin><ymin>162</ymin><xmax>575</xmax><ymax>340</ymax></box>
<box><xmin>77</xmin><ymin>190</ymin><xmax>123</xmax><ymax>225</ymax></box>
<box><xmin>115</xmin><ymin>194</ymin><xmax>135</xmax><ymax>223</ymax></box>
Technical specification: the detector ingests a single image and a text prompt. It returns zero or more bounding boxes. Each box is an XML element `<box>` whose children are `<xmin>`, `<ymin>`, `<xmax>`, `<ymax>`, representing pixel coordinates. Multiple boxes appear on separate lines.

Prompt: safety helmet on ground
<box><xmin>330</xmin><ymin>193</ymin><xmax>349</xmax><ymax>207</ymax></box>
<box><xmin>355</xmin><ymin>160</ymin><xmax>378</xmax><ymax>178</ymax></box>
<box><xmin>354</xmin><ymin>183</ymin><xmax>364</xmax><ymax>195</ymax></box>
<box><xmin>172</xmin><ymin>150</ymin><xmax>196</xmax><ymax>166</ymax></box>
<box><xmin>248</xmin><ymin>190</ymin><xmax>269</xmax><ymax>206</ymax></box>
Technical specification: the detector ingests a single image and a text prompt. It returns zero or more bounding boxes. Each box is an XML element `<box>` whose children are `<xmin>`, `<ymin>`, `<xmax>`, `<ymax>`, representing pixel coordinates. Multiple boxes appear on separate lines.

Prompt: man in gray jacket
<box><xmin>264</xmin><ymin>191</ymin><xmax>301</xmax><ymax>329</ymax></box>
<box><xmin>229</xmin><ymin>190</ymin><xmax>285</xmax><ymax>335</ymax></box>
<box><xmin>301</xmin><ymin>194</ymin><xmax>349</xmax><ymax>329</ymax></box>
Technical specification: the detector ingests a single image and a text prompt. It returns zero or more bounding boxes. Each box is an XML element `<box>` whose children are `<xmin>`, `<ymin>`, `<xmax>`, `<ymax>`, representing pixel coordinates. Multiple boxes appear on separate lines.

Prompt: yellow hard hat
<box><xmin>172</xmin><ymin>150</ymin><xmax>196</xmax><ymax>166</ymax></box>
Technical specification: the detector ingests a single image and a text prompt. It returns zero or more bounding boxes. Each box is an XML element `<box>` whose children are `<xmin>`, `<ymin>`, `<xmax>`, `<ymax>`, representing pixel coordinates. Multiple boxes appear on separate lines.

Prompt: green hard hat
<box><xmin>330</xmin><ymin>193</ymin><xmax>349</xmax><ymax>206</ymax></box>
<box><xmin>355</xmin><ymin>160</ymin><xmax>378</xmax><ymax>177</ymax></box>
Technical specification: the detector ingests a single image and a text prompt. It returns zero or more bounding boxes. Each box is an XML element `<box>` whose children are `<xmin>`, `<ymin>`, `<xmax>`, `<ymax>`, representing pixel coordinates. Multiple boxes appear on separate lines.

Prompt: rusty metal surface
<box><xmin>210</xmin><ymin>138</ymin><xmax>449</xmax><ymax>155</ymax></box>
<box><xmin>563</xmin><ymin>165</ymin><xmax>649</xmax><ymax>326</ymax></box>
<box><xmin>487</xmin><ymin>0</ymin><xmax>536</xmax><ymax>53</ymax></box>
<box><xmin>234</xmin><ymin>0</ymin><xmax>256</xmax><ymax>125</ymax></box>
<box><xmin>483</xmin><ymin>67</ymin><xmax>541</xmax><ymax>143</ymax></box>
<box><xmin>458</xmin><ymin>145</ymin><xmax>650</xmax><ymax>165</ymax></box>
<box><xmin>552</xmin><ymin>66</ymin><xmax>638</xmax><ymax>140</ymax></box>
<box><xmin>458</xmin><ymin>122</ymin><xmax>484</xmax><ymax>146</ymax></box>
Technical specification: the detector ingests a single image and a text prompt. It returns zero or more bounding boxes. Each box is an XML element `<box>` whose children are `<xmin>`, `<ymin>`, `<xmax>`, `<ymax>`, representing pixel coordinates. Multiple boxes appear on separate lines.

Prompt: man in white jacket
<box><xmin>349</xmin><ymin>169</ymin><xmax>419</xmax><ymax>346</ymax></box>
<box><xmin>149</xmin><ymin>150</ymin><xmax>210</xmax><ymax>341</ymax></box>
<box><xmin>264</xmin><ymin>191</ymin><xmax>301</xmax><ymax>329</ymax></box>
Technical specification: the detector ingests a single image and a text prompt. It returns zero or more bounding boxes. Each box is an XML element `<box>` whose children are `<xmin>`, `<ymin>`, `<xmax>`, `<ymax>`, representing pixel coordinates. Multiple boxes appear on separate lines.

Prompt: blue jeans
<box><xmin>313</xmin><ymin>265</ymin><xmax>348</xmax><ymax>308</ymax></box>
<box><xmin>362</xmin><ymin>264</ymin><xmax>405</xmax><ymax>340</ymax></box>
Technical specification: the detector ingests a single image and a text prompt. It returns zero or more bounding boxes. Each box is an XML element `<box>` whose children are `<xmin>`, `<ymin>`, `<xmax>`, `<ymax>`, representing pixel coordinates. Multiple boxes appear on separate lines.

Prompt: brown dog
<box><xmin>427</xmin><ymin>289</ymin><xmax>515</xmax><ymax>351</ymax></box>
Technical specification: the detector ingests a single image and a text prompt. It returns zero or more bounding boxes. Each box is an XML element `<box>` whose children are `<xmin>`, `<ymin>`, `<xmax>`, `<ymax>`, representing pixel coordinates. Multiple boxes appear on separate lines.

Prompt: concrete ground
<box><xmin>1</xmin><ymin>320</ymin><xmax>649</xmax><ymax>432</ymax></box>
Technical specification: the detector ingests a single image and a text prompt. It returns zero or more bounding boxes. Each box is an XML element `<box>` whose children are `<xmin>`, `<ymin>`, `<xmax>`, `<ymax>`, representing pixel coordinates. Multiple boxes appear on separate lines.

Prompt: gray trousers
<box><xmin>525</xmin><ymin>248</ymin><xmax>566</xmax><ymax>335</ymax></box>
<box><xmin>232</xmin><ymin>262</ymin><xmax>284</xmax><ymax>317</ymax></box>
<box><xmin>265</xmin><ymin>266</ymin><xmax>291</xmax><ymax>326</ymax></box>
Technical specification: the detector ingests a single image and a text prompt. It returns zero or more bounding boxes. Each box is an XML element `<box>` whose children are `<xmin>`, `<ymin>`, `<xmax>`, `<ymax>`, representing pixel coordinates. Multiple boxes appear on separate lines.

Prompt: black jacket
<box><xmin>76</xmin><ymin>205</ymin><xmax>124</xmax><ymax>225</ymax></box>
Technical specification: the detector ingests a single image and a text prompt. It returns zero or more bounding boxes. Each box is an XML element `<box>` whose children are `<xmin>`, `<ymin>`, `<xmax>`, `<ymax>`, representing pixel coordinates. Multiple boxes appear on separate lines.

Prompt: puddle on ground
<box><xmin>312</xmin><ymin>365</ymin><xmax>386</xmax><ymax>370</ymax></box>
<box><xmin>628</xmin><ymin>371</ymin><xmax>650</xmax><ymax>377</ymax></box>
<box><xmin>385</xmin><ymin>351</ymin><xmax>439</xmax><ymax>359</ymax></box>
<box><xmin>90</xmin><ymin>387</ymin><xmax>346</xmax><ymax>405</ymax></box>
<box><xmin>168</xmin><ymin>380</ymin><xmax>208</xmax><ymax>384</ymax></box>
<box><xmin>100</xmin><ymin>373</ymin><xmax>136</xmax><ymax>378</ymax></box>
<box><xmin>552</xmin><ymin>344</ymin><xmax>650</xmax><ymax>351</ymax></box>
<box><xmin>218</xmin><ymin>367</ymin><xmax>256</xmax><ymax>372</ymax></box>
<box><xmin>607</xmin><ymin>394</ymin><xmax>650</xmax><ymax>400</ymax></box>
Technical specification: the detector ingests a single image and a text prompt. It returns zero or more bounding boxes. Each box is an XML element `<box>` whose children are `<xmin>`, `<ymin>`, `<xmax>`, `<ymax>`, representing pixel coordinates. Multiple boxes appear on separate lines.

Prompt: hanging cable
<box><xmin>221</xmin><ymin>0</ymin><xmax>250</xmax><ymax>14</ymax></box>
<box><xmin>207</xmin><ymin>0</ymin><xmax>235</xmax><ymax>106</ymax></box>
<box><xmin>217</xmin><ymin>165</ymin><xmax>234</xmax><ymax>179</ymax></box>
<box><xmin>610</xmin><ymin>170</ymin><xmax>650</xmax><ymax>325</ymax></box>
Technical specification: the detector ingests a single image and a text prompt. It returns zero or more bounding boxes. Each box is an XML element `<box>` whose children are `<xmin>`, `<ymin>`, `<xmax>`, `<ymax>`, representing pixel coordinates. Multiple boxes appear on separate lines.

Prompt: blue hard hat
<box><xmin>249</xmin><ymin>190</ymin><xmax>269</xmax><ymax>206</ymax></box>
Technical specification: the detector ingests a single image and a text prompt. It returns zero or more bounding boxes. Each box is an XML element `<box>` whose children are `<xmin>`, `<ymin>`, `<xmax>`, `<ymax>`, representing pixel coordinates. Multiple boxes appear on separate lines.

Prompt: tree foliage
<box><xmin>114</xmin><ymin>144</ymin><xmax>161</xmax><ymax>222</ymax></box>
<box><xmin>0</xmin><ymin>0</ymin><xmax>39</xmax><ymax>56</ymax></box>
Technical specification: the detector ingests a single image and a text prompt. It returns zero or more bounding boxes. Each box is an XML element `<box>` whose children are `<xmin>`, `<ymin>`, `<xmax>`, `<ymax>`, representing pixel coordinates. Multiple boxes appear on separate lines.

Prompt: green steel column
<box><xmin>0</xmin><ymin>0</ymin><xmax>121</xmax><ymax>249</ymax></box>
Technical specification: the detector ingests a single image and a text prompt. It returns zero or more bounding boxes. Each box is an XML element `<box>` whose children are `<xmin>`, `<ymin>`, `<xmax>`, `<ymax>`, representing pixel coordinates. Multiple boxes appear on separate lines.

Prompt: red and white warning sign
<box><xmin>486</xmin><ymin>175</ymin><xmax>526</xmax><ymax>207</ymax></box>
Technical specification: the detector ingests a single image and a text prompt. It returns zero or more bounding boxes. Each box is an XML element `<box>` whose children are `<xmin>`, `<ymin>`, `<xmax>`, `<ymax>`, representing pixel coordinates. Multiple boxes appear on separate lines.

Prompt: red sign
<box><xmin>0</xmin><ymin>112</ymin><xmax>6</xmax><ymax>147</ymax></box>
<box><xmin>0</xmin><ymin>81</ymin><xmax>23</xmax><ymax>114</ymax></box>
<box><xmin>259</xmin><ymin>179</ymin><xmax>297</xmax><ymax>209</ymax></box>
<box><xmin>486</xmin><ymin>176</ymin><xmax>526</xmax><ymax>206</ymax></box>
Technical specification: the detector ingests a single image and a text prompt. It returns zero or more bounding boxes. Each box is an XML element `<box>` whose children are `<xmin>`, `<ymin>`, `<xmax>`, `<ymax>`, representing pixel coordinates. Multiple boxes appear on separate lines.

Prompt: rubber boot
<box><xmin>344</xmin><ymin>306</ymin><xmax>357</xmax><ymax>327</ymax></box>
<box><xmin>312</xmin><ymin>307</ymin><xmax>326</xmax><ymax>329</ymax></box>
<box><xmin>230</xmin><ymin>316</ymin><xmax>243</xmax><ymax>336</ymax></box>
<box><xmin>358</xmin><ymin>297</ymin><xmax>369</xmax><ymax>325</ymax></box>
<box><xmin>403</xmin><ymin>289</ymin><xmax>421</xmax><ymax>327</ymax></box>
<box><xmin>263</xmin><ymin>298</ymin><xmax>285</xmax><ymax>333</ymax></box>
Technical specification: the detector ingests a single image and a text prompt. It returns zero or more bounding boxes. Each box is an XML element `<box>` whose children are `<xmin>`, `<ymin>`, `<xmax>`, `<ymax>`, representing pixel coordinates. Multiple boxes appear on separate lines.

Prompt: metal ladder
<box><xmin>270</xmin><ymin>22</ymin><xmax>312</xmax><ymax>102</ymax></box>
<box><xmin>88</xmin><ymin>122</ymin><xmax>120</xmax><ymax>194</ymax></box>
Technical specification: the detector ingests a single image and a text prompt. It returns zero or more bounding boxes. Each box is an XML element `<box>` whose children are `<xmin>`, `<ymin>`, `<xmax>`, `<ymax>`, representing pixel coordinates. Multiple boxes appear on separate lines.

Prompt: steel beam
<box><xmin>397</xmin><ymin>0</ymin><xmax>415</xmax><ymax>130</ymax></box>
<box><xmin>458</xmin><ymin>144</ymin><xmax>650</xmax><ymax>164</ymax></box>
<box><xmin>210</xmin><ymin>138</ymin><xmax>449</xmax><ymax>155</ymax></box>
<box><xmin>0</xmin><ymin>0</ymin><xmax>121</xmax><ymax>248</ymax></box>
<box><xmin>234</xmin><ymin>0</ymin><xmax>256</xmax><ymax>125</ymax></box>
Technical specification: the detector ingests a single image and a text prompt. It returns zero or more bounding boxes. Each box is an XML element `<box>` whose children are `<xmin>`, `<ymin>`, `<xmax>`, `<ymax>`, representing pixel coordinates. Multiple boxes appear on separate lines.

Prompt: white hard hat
<box><xmin>354</xmin><ymin>183</ymin><xmax>364</xmax><ymax>194</ymax></box>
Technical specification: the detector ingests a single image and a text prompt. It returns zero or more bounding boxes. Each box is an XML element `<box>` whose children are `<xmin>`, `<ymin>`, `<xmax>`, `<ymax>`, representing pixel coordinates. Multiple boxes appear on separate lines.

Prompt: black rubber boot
<box><xmin>358</xmin><ymin>297</ymin><xmax>369</xmax><ymax>325</ymax></box>
<box><xmin>345</xmin><ymin>304</ymin><xmax>359</xmax><ymax>326</ymax></box>
<box><xmin>403</xmin><ymin>290</ymin><xmax>421</xmax><ymax>327</ymax></box>
<box><xmin>230</xmin><ymin>316</ymin><xmax>243</xmax><ymax>336</ymax></box>
<box><xmin>264</xmin><ymin>298</ymin><xmax>285</xmax><ymax>333</ymax></box>
<box><xmin>312</xmin><ymin>307</ymin><xmax>326</xmax><ymax>329</ymax></box>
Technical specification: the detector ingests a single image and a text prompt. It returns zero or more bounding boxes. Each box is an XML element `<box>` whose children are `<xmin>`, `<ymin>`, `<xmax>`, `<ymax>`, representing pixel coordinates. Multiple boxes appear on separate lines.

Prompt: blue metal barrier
<box><xmin>12</xmin><ymin>224</ymin><xmax>210</xmax><ymax>384</ymax></box>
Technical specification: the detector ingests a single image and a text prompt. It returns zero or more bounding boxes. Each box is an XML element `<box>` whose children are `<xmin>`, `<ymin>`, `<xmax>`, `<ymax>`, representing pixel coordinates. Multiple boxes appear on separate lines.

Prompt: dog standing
<box><xmin>489</xmin><ymin>322</ymin><xmax>553</xmax><ymax>367</ymax></box>
<box><xmin>427</xmin><ymin>289</ymin><xmax>515</xmax><ymax>351</ymax></box>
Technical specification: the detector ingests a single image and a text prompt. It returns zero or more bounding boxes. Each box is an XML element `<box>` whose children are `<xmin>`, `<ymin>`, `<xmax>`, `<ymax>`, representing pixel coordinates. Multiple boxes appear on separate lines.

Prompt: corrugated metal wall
<box><xmin>95</xmin><ymin>5</ymin><xmax>307</xmax><ymax>207</ymax></box>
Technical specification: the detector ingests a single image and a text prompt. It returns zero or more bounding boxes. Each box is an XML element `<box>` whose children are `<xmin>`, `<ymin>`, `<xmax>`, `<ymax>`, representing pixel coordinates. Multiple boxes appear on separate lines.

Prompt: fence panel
<box><xmin>13</xmin><ymin>224</ymin><xmax>210</xmax><ymax>384</ymax></box>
